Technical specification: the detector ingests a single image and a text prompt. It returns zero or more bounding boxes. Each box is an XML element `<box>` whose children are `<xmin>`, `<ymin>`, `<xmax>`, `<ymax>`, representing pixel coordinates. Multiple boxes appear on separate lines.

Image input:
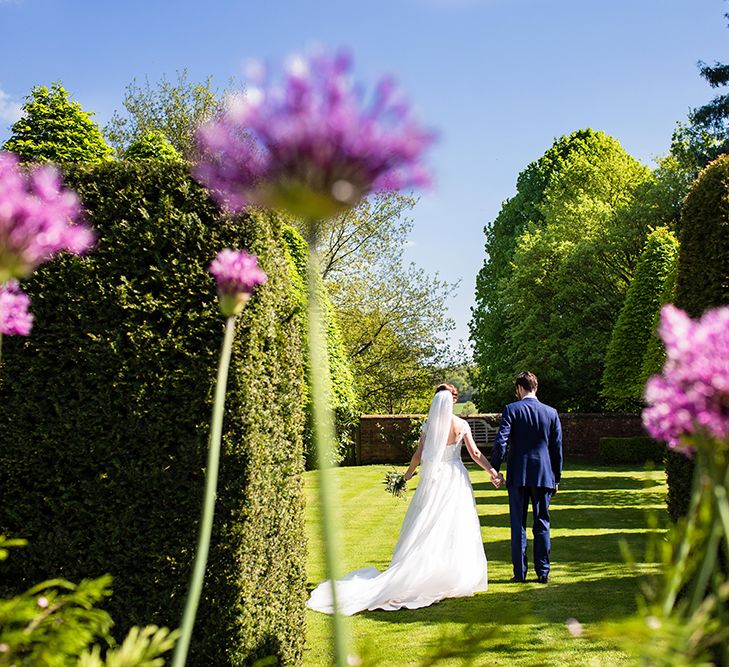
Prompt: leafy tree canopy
<box><xmin>3</xmin><ymin>83</ymin><xmax>112</xmax><ymax>164</ymax></box>
<box><xmin>670</xmin><ymin>5</ymin><xmax>729</xmax><ymax>174</ymax></box>
<box><xmin>472</xmin><ymin>130</ymin><xmax>653</xmax><ymax>411</ymax></box>
<box><xmin>105</xmin><ymin>69</ymin><xmax>232</xmax><ymax>159</ymax></box>
<box><xmin>298</xmin><ymin>192</ymin><xmax>460</xmax><ymax>414</ymax></box>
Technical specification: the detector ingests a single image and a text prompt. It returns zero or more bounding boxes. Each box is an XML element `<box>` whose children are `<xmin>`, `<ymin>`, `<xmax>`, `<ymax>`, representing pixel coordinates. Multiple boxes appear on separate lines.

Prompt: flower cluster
<box><xmin>643</xmin><ymin>304</ymin><xmax>729</xmax><ymax>453</ymax></box>
<box><xmin>383</xmin><ymin>469</ymin><xmax>409</xmax><ymax>498</ymax></box>
<box><xmin>0</xmin><ymin>151</ymin><xmax>93</xmax><ymax>283</ymax></box>
<box><xmin>0</xmin><ymin>281</ymin><xmax>33</xmax><ymax>336</ymax></box>
<box><xmin>195</xmin><ymin>50</ymin><xmax>435</xmax><ymax>220</ymax></box>
<box><xmin>209</xmin><ymin>249</ymin><xmax>267</xmax><ymax>316</ymax></box>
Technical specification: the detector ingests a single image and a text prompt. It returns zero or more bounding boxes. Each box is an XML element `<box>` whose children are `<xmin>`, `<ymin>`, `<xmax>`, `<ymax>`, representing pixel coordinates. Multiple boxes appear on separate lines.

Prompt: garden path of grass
<box><xmin>303</xmin><ymin>463</ymin><xmax>667</xmax><ymax>666</ymax></box>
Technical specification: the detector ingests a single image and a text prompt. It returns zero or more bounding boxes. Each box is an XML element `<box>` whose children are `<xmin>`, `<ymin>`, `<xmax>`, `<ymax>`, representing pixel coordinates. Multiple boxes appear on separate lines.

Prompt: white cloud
<box><xmin>0</xmin><ymin>87</ymin><xmax>22</xmax><ymax>125</ymax></box>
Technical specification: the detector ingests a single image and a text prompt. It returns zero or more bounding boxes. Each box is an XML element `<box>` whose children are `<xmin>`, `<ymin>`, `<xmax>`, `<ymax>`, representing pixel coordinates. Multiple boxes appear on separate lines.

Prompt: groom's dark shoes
<box><xmin>536</xmin><ymin>575</ymin><xmax>549</xmax><ymax>584</ymax></box>
<box><xmin>509</xmin><ymin>576</ymin><xmax>526</xmax><ymax>583</ymax></box>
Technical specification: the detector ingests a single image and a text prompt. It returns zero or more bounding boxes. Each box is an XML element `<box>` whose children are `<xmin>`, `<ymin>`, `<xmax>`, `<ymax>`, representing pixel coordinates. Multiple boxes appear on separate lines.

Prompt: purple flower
<box><xmin>195</xmin><ymin>49</ymin><xmax>436</xmax><ymax>220</ymax></box>
<box><xmin>0</xmin><ymin>281</ymin><xmax>33</xmax><ymax>336</ymax></box>
<box><xmin>209</xmin><ymin>249</ymin><xmax>267</xmax><ymax>316</ymax></box>
<box><xmin>0</xmin><ymin>151</ymin><xmax>93</xmax><ymax>283</ymax></box>
<box><xmin>642</xmin><ymin>304</ymin><xmax>729</xmax><ymax>453</ymax></box>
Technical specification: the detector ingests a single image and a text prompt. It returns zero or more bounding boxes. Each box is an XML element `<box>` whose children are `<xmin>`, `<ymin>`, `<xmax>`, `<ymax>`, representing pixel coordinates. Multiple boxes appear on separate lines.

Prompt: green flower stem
<box><xmin>713</xmin><ymin>452</ymin><xmax>729</xmax><ymax>557</ymax></box>
<box><xmin>172</xmin><ymin>315</ymin><xmax>237</xmax><ymax>667</ymax></box>
<box><xmin>689</xmin><ymin>520</ymin><xmax>720</xmax><ymax>613</ymax></box>
<box><xmin>306</xmin><ymin>223</ymin><xmax>351</xmax><ymax>667</ymax></box>
<box><xmin>663</xmin><ymin>454</ymin><xmax>704</xmax><ymax>615</ymax></box>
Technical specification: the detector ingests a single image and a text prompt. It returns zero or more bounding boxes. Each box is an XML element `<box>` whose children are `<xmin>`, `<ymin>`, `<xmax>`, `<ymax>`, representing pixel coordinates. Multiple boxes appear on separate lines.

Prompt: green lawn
<box><xmin>303</xmin><ymin>463</ymin><xmax>667</xmax><ymax>666</ymax></box>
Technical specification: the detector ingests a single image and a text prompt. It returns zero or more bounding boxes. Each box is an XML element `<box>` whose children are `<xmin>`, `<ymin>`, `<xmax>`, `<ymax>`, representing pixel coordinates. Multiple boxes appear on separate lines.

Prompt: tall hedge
<box><xmin>639</xmin><ymin>258</ymin><xmax>678</xmax><ymax>386</ymax></box>
<box><xmin>0</xmin><ymin>161</ymin><xmax>307</xmax><ymax>665</ymax></box>
<box><xmin>282</xmin><ymin>225</ymin><xmax>359</xmax><ymax>468</ymax></box>
<box><xmin>601</xmin><ymin>227</ymin><xmax>679</xmax><ymax>412</ymax></box>
<box><xmin>675</xmin><ymin>154</ymin><xmax>729</xmax><ymax>315</ymax></box>
<box><xmin>668</xmin><ymin>154</ymin><xmax>729</xmax><ymax>520</ymax></box>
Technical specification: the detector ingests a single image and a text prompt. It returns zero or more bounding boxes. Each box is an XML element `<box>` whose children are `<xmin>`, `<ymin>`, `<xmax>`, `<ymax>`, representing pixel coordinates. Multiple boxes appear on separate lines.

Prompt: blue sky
<box><xmin>1</xmin><ymin>0</ymin><xmax>726</xmax><ymax>347</ymax></box>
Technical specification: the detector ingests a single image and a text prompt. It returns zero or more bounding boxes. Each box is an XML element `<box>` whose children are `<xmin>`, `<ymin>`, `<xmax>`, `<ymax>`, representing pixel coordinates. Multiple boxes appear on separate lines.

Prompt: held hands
<box><xmin>490</xmin><ymin>470</ymin><xmax>505</xmax><ymax>489</ymax></box>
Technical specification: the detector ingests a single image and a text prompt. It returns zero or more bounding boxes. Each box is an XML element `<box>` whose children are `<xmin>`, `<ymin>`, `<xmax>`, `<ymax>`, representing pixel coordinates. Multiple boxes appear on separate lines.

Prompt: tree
<box><xmin>440</xmin><ymin>363</ymin><xmax>476</xmax><ymax>403</ymax></box>
<box><xmin>471</xmin><ymin>130</ymin><xmax>652</xmax><ymax>411</ymax></box>
<box><xmin>124</xmin><ymin>129</ymin><xmax>182</xmax><ymax>161</ymax></box>
<box><xmin>638</xmin><ymin>257</ymin><xmax>678</xmax><ymax>388</ymax></box>
<box><xmin>675</xmin><ymin>154</ymin><xmax>729</xmax><ymax>316</ymax></box>
<box><xmin>601</xmin><ymin>227</ymin><xmax>680</xmax><ymax>412</ymax></box>
<box><xmin>298</xmin><ymin>192</ymin><xmax>460</xmax><ymax>414</ymax></box>
<box><xmin>333</xmin><ymin>257</ymin><xmax>458</xmax><ymax>414</ymax></box>
<box><xmin>669</xmin><ymin>6</ymin><xmax>729</xmax><ymax>174</ymax></box>
<box><xmin>3</xmin><ymin>83</ymin><xmax>112</xmax><ymax>163</ymax></box>
<box><xmin>315</xmin><ymin>192</ymin><xmax>415</xmax><ymax>281</ymax></box>
<box><xmin>665</xmin><ymin>154</ymin><xmax>729</xmax><ymax>523</ymax></box>
<box><xmin>105</xmin><ymin>70</ymin><xmax>230</xmax><ymax>159</ymax></box>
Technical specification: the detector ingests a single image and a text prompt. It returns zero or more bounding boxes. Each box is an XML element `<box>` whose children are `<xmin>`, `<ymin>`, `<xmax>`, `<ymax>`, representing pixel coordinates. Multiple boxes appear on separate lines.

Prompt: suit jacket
<box><xmin>490</xmin><ymin>397</ymin><xmax>563</xmax><ymax>489</ymax></box>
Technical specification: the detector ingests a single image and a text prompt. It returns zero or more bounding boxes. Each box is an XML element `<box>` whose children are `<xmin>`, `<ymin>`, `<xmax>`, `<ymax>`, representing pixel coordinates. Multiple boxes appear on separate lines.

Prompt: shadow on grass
<box><xmin>359</xmin><ymin>570</ymin><xmax>647</xmax><ymax>630</ymax></box>
<box><xmin>472</xmin><ymin>475</ymin><xmax>663</xmax><ymax>494</ymax></box>
<box><xmin>481</xmin><ymin>530</ymin><xmax>660</xmax><ymax>563</ymax></box>
<box><xmin>477</xmin><ymin>506</ymin><xmax>664</xmax><ymax>531</ymax></box>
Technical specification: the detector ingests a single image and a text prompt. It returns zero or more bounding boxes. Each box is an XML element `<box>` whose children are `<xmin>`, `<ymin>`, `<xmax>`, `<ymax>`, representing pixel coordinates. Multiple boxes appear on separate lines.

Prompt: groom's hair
<box><xmin>514</xmin><ymin>372</ymin><xmax>538</xmax><ymax>392</ymax></box>
<box><xmin>435</xmin><ymin>383</ymin><xmax>458</xmax><ymax>400</ymax></box>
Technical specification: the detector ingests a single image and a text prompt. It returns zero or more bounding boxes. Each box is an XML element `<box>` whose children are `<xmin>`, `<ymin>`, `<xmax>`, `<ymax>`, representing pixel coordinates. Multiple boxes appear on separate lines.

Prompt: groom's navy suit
<box><xmin>491</xmin><ymin>396</ymin><xmax>563</xmax><ymax>581</ymax></box>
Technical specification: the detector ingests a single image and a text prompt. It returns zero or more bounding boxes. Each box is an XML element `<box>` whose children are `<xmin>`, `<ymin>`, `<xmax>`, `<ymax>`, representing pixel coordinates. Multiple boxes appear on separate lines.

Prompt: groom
<box><xmin>490</xmin><ymin>372</ymin><xmax>562</xmax><ymax>584</ymax></box>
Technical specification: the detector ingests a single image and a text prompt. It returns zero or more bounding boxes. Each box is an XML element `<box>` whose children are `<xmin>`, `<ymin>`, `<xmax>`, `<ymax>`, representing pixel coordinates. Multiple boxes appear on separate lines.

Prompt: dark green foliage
<box><xmin>3</xmin><ymin>83</ymin><xmax>112</xmax><ymax>163</ymax></box>
<box><xmin>601</xmin><ymin>228</ymin><xmax>679</xmax><ymax>412</ymax></box>
<box><xmin>282</xmin><ymin>225</ymin><xmax>359</xmax><ymax>468</ymax></box>
<box><xmin>666</xmin><ymin>155</ymin><xmax>729</xmax><ymax>522</ymax></box>
<box><xmin>598</xmin><ymin>437</ymin><xmax>666</xmax><ymax>465</ymax></box>
<box><xmin>124</xmin><ymin>130</ymin><xmax>181</xmax><ymax>161</ymax></box>
<box><xmin>675</xmin><ymin>155</ymin><xmax>729</xmax><ymax>317</ymax></box>
<box><xmin>665</xmin><ymin>450</ymin><xmax>695</xmax><ymax>523</ymax></box>
<box><xmin>0</xmin><ymin>161</ymin><xmax>306</xmax><ymax>665</ymax></box>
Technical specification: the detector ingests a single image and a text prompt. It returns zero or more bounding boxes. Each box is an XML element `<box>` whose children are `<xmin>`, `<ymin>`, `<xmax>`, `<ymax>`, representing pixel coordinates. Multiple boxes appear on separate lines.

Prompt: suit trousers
<box><xmin>507</xmin><ymin>485</ymin><xmax>553</xmax><ymax>580</ymax></box>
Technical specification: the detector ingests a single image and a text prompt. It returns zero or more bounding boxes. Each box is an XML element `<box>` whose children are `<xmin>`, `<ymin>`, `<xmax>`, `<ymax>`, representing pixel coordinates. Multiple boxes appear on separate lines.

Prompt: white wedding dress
<box><xmin>307</xmin><ymin>410</ymin><xmax>488</xmax><ymax>616</ymax></box>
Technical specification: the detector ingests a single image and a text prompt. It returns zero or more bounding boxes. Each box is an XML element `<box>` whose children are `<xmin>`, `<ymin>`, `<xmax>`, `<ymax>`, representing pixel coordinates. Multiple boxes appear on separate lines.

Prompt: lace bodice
<box><xmin>443</xmin><ymin>441</ymin><xmax>464</xmax><ymax>462</ymax></box>
<box><xmin>421</xmin><ymin>417</ymin><xmax>470</xmax><ymax>464</ymax></box>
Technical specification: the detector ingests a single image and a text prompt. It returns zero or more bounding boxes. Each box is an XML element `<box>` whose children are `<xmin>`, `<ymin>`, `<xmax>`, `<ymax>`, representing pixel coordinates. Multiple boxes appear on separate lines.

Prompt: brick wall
<box><xmin>356</xmin><ymin>413</ymin><xmax>645</xmax><ymax>465</ymax></box>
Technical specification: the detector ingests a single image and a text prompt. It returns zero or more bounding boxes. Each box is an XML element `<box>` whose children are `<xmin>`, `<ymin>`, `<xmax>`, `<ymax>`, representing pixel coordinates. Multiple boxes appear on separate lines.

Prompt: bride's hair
<box><xmin>435</xmin><ymin>383</ymin><xmax>458</xmax><ymax>401</ymax></box>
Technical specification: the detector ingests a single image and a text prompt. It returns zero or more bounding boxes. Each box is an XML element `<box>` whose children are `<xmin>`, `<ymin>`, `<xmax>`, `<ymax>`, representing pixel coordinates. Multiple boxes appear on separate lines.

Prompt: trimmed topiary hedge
<box><xmin>598</xmin><ymin>437</ymin><xmax>666</xmax><ymax>465</ymax></box>
<box><xmin>665</xmin><ymin>449</ymin><xmax>696</xmax><ymax>523</ymax></box>
<box><xmin>675</xmin><ymin>154</ymin><xmax>729</xmax><ymax>318</ymax></box>
<box><xmin>282</xmin><ymin>225</ymin><xmax>359</xmax><ymax>468</ymax></box>
<box><xmin>601</xmin><ymin>227</ymin><xmax>679</xmax><ymax>412</ymax></box>
<box><xmin>639</xmin><ymin>258</ymin><xmax>678</xmax><ymax>387</ymax></box>
<box><xmin>0</xmin><ymin>160</ymin><xmax>306</xmax><ymax>666</ymax></box>
<box><xmin>667</xmin><ymin>154</ymin><xmax>729</xmax><ymax>521</ymax></box>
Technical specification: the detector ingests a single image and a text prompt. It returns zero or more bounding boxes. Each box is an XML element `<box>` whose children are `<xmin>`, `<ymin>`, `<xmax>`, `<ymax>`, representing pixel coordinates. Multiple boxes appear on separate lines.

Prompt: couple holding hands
<box><xmin>308</xmin><ymin>371</ymin><xmax>563</xmax><ymax>616</ymax></box>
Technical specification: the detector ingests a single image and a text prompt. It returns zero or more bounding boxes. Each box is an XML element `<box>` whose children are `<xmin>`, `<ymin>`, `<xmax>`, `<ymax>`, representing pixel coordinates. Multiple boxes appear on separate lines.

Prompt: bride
<box><xmin>307</xmin><ymin>384</ymin><xmax>503</xmax><ymax>616</ymax></box>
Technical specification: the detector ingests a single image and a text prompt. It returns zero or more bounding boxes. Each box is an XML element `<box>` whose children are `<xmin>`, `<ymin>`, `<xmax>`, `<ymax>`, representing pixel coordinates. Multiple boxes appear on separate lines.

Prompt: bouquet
<box><xmin>383</xmin><ymin>470</ymin><xmax>410</xmax><ymax>498</ymax></box>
